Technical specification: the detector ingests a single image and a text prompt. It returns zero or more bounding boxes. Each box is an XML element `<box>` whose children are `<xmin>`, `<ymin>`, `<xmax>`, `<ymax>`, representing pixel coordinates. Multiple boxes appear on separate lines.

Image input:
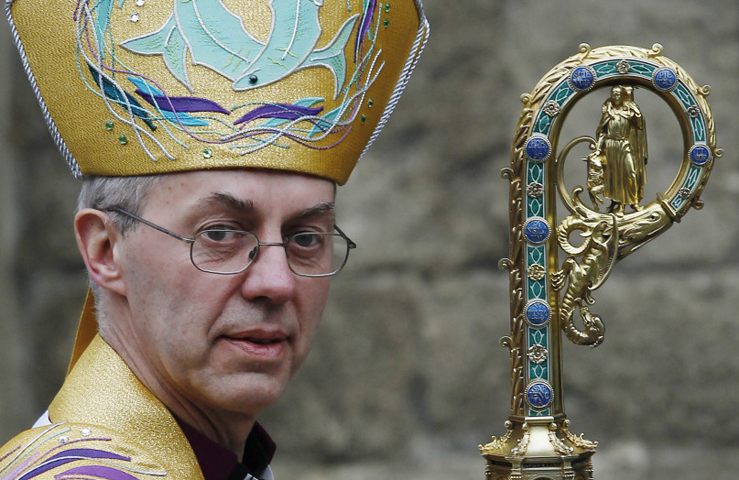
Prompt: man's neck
<box><xmin>100</xmin><ymin>325</ymin><xmax>256</xmax><ymax>456</ymax></box>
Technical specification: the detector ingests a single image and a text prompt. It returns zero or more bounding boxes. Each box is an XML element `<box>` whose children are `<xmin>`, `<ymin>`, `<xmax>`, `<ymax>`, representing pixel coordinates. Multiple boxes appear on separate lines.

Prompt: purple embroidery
<box><xmin>18</xmin><ymin>449</ymin><xmax>130</xmax><ymax>480</ymax></box>
<box><xmin>135</xmin><ymin>91</ymin><xmax>230</xmax><ymax>115</ymax></box>
<box><xmin>234</xmin><ymin>104</ymin><xmax>324</xmax><ymax>126</ymax></box>
<box><xmin>47</xmin><ymin>449</ymin><xmax>130</xmax><ymax>463</ymax></box>
<box><xmin>55</xmin><ymin>465</ymin><xmax>140</xmax><ymax>480</ymax></box>
<box><xmin>0</xmin><ymin>445</ymin><xmax>20</xmax><ymax>464</ymax></box>
<box><xmin>355</xmin><ymin>0</ymin><xmax>377</xmax><ymax>61</ymax></box>
<box><xmin>2</xmin><ymin>452</ymin><xmax>43</xmax><ymax>480</ymax></box>
<box><xmin>288</xmin><ymin>124</ymin><xmax>352</xmax><ymax>150</ymax></box>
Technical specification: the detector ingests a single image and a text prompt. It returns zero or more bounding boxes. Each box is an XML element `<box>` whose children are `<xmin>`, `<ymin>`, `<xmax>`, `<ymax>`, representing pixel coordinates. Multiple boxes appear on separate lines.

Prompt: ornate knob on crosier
<box><xmin>479</xmin><ymin>44</ymin><xmax>721</xmax><ymax>480</ymax></box>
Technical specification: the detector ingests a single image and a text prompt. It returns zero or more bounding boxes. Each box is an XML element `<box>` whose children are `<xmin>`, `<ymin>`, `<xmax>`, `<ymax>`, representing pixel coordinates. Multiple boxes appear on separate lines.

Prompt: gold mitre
<box><xmin>7</xmin><ymin>0</ymin><xmax>429</xmax><ymax>184</ymax></box>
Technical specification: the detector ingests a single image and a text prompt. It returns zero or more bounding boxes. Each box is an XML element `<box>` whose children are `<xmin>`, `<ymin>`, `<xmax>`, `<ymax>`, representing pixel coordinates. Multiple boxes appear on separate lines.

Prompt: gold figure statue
<box><xmin>588</xmin><ymin>85</ymin><xmax>648</xmax><ymax>215</ymax></box>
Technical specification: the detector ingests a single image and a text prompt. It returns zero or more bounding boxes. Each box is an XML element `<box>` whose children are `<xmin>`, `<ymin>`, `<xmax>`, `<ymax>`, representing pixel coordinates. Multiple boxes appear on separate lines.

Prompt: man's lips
<box><xmin>222</xmin><ymin>330</ymin><xmax>289</xmax><ymax>359</ymax></box>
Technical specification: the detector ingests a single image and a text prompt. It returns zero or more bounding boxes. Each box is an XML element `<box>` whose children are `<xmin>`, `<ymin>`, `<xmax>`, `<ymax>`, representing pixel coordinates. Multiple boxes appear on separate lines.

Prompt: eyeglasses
<box><xmin>106</xmin><ymin>206</ymin><xmax>356</xmax><ymax>277</ymax></box>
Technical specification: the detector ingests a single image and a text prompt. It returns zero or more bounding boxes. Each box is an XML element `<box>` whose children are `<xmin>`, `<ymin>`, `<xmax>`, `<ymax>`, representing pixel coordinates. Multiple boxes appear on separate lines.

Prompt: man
<box><xmin>1</xmin><ymin>1</ymin><xmax>428</xmax><ymax>478</ymax></box>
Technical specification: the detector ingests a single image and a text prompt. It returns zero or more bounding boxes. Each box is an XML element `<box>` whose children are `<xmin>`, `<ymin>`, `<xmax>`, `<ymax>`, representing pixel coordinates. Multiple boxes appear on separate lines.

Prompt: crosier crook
<box><xmin>480</xmin><ymin>43</ymin><xmax>720</xmax><ymax>480</ymax></box>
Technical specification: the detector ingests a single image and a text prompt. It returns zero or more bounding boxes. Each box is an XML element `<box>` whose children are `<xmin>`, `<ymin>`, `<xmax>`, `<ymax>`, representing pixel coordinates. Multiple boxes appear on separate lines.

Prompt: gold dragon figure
<box><xmin>551</xmin><ymin>214</ymin><xmax>618</xmax><ymax>347</ymax></box>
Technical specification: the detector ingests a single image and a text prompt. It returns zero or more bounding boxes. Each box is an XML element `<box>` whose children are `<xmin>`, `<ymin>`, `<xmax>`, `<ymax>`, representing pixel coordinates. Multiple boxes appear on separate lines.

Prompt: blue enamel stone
<box><xmin>526</xmin><ymin>381</ymin><xmax>552</xmax><ymax>409</ymax></box>
<box><xmin>689</xmin><ymin>145</ymin><xmax>711</xmax><ymax>166</ymax></box>
<box><xmin>525</xmin><ymin>136</ymin><xmax>551</xmax><ymax>162</ymax></box>
<box><xmin>570</xmin><ymin>66</ymin><xmax>595</xmax><ymax>91</ymax></box>
<box><xmin>525</xmin><ymin>300</ymin><xmax>551</xmax><ymax>326</ymax></box>
<box><xmin>653</xmin><ymin>68</ymin><xmax>677</xmax><ymax>91</ymax></box>
<box><xmin>524</xmin><ymin>218</ymin><xmax>550</xmax><ymax>244</ymax></box>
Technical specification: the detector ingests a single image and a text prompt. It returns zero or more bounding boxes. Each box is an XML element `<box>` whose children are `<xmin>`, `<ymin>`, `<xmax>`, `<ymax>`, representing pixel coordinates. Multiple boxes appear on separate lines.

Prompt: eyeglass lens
<box><xmin>191</xmin><ymin>230</ymin><xmax>350</xmax><ymax>276</ymax></box>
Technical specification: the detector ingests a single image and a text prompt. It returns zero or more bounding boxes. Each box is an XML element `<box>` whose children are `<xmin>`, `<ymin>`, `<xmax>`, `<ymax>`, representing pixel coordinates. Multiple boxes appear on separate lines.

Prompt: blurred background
<box><xmin>1</xmin><ymin>1</ymin><xmax>738</xmax><ymax>479</ymax></box>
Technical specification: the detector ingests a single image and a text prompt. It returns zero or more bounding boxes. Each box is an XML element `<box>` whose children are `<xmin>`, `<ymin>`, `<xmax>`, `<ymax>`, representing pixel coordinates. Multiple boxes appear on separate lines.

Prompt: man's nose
<box><xmin>240</xmin><ymin>242</ymin><xmax>296</xmax><ymax>303</ymax></box>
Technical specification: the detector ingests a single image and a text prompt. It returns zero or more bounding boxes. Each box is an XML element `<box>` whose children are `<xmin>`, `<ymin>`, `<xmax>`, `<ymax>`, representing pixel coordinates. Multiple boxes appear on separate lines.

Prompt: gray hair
<box><xmin>77</xmin><ymin>175</ymin><xmax>163</xmax><ymax>333</ymax></box>
<box><xmin>77</xmin><ymin>175</ymin><xmax>162</xmax><ymax>235</ymax></box>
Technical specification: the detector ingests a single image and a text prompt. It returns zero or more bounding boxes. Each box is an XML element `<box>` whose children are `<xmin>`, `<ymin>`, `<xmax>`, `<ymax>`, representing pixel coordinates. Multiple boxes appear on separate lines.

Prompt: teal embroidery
<box><xmin>302</xmin><ymin>15</ymin><xmax>359</xmax><ymax>99</ymax></box>
<box><xmin>121</xmin><ymin>0</ymin><xmax>263</xmax><ymax>92</ymax></box>
<box><xmin>87</xmin><ymin>65</ymin><xmax>157</xmax><ymax>131</ymax></box>
<box><xmin>77</xmin><ymin>0</ymin><xmax>387</xmax><ymax>159</ymax></box>
<box><xmin>127</xmin><ymin>76</ymin><xmax>210</xmax><ymax>127</ymax></box>
<box><xmin>122</xmin><ymin>0</ymin><xmax>358</xmax><ymax>99</ymax></box>
<box><xmin>93</xmin><ymin>0</ymin><xmax>115</xmax><ymax>58</ymax></box>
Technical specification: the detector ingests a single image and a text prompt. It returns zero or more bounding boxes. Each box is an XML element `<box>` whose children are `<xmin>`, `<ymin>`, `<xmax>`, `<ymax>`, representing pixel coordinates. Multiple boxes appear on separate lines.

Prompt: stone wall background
<box><xmin>2</xmin><ymin>1</ymin><xmax>738</xmax><ymax>478</ymax></box>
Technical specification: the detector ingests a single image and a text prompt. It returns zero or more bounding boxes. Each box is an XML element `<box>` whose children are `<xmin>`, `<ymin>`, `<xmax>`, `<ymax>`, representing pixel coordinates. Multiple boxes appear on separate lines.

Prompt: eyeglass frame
<box><xmin>104</xmin><ymin>206</ymin><xmax>356</xmax><ymax>277</ymax></box>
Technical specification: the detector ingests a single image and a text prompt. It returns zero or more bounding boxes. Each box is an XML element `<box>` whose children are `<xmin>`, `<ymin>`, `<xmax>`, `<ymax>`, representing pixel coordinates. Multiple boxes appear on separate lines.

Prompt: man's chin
<box><xmin>206</xmin><ymin>371</ymin><xmax>291</xmax><ymax>414</ymax></box>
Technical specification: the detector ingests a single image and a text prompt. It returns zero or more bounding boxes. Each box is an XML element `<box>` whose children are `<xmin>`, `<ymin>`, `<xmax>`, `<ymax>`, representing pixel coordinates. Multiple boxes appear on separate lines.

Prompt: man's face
<box><xmin>114</xmin><ymin>169</ymin><xmax>334</xmax><ymax>420</ymax></box>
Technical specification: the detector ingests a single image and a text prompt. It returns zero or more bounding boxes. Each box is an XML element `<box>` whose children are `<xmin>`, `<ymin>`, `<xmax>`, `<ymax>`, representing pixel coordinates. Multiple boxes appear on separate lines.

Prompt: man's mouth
<box><xmin>223</xmin><ymin>331</ymin><xmax>288</xmax><ymax>359</ymax></box>
<box><xmin>245</xmin><ymin>337</ymin><xmax>282</xmax><ymax>345</ymax></box>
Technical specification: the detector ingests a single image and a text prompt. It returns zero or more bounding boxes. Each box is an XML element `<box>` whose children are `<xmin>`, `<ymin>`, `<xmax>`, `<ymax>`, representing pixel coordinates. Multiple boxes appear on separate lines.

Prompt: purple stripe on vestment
<box><xmin>0</xmin><ymin>444</ymin><xmax>20</xmax><ymax>464</ymax></box>
<box><xmin>234</xmin><ymin>104</ymin><xmax>324</xmax><ymax>126</ymax></box>
<box><xmin>135</xmin><ymin>90</ymin><xmax>231</xmax><ymax>115</ymax></box>
<box><xmin>18</xmin><ymin>449</ymin><xmax>130</xmax><ymax>480</ymax></box>
<box><xmin>5</xmin><ymin>452</ymin><xmax>42</xmax><ymax>480</ymax></box>
<box><xmin>46</xmin><ymin>448</ymin><xmax>130</xmax><ymax>463</ymax></box>
<box><xmin>56</xmin><ymin>465</ymin><xmax>139</xmax><ymax>480</ymax></box>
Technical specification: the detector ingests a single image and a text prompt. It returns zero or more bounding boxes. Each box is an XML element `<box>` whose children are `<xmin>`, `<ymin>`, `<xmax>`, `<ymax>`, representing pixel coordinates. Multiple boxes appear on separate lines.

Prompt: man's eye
<box><xmin>202</xmin><ymin>228</ymin><xmax>233</xmax><ymax>242</ymax></box>
<box><xmin>292</xmin><ymin>233</ymin><xmax>322</xmax><ymax>248</ymax></box>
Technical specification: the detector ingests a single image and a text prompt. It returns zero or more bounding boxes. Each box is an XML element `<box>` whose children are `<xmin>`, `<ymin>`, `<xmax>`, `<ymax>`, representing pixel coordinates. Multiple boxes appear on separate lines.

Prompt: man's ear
<box><xmin>74</xmin><ymin>208</ymin><xmax>127</xmax><ymax>295</ymax></box>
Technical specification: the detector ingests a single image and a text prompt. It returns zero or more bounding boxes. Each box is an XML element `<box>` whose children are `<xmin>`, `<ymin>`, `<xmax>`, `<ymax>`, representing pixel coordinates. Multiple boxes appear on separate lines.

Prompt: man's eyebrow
<box><xmin>195</xmin><ymin>194</ymin><xmax>334</xmax><ymax>221</ymax></box>
<box><xmin>293</xmin><ymin>202</ymin><xmax>335</xmax><ymax>222</ymax></box>
<box><xmin>196</xmin><ymin>192</ymin><xmax>255</xmax><ymax>213</ymax></box>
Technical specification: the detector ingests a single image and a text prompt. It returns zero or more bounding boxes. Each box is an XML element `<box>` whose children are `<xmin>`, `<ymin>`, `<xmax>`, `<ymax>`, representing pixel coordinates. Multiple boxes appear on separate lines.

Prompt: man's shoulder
<box><xmin>0</xmin><ymin>421</ymin><xmax>169</xmax><ymax>479</ymax></box>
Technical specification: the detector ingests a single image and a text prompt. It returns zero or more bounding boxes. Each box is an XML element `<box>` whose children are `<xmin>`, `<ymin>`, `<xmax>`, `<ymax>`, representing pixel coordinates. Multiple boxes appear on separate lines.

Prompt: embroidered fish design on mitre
<box><xmin>7</xmin><ymin>0</ymin><xmax>429</xmax><ymax>184</ymax></box>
